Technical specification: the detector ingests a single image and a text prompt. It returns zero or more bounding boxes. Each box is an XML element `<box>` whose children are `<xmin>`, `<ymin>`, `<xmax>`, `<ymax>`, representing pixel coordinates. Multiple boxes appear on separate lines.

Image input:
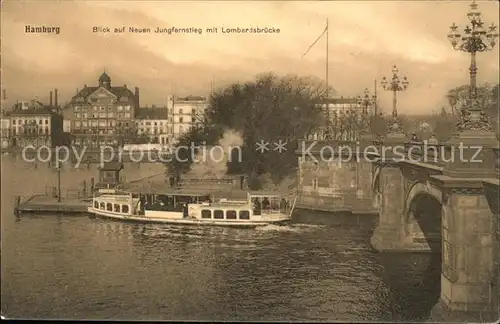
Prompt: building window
<box><xmin>75</xmin><ymin>121</ymin><xmax>81</xmax><ymax>127</ymax></box>
<box><xmin>122</xmin><ymin>205</ymin><xmax>129</xmax><ymax>213</ymax></box>
<box><xmin>179</xmin><ymin>109</ymin><xmax>183</xmax><ymax>114</ymax></box>
<box><xmin>239</xmin><ymin>210</ymin><xmax>250</xmax><ymax>220</ymax></box>
<box><xmin>201</xmin><ymin>210</ymin><xmax>211</xmax><ymax>219</ymax></box>
<box><xmin>83</xmin><ymin>113</ymin><xmax>88</xmax><ymax>118</ymax></box>
<box><xmin>12</xmin><ymin>120</ymin><xmax>16</xmax><ymax>125</ymax></box>
<box><xmin>93</xmin><ymin>106</ymin><xmax>98</xmax><ymax>111</ymax></box>
<box><xmin>74</xmin><ymin>106</ymin><xmax>80</xmax><ymax>112</ymax></box>
<box><xmin>45</xmin><ymin>120</ymin><xmax>48</xmax><ymax>125</ymax></box>
<box><xmin>100</xmin><ymin>202</ymin><xmax>105</xmax><ymax>209</ymax></box>
<box><xmin>179</xmin><ymin>117</ymin><xmax>184</xmax><ymax>123</ymax></box>
<box><xmin>125</xmin><ymin>106</ymin><xmax>130</xmax><ymax>111</ymax></box>
<box><xmin>94</xmin><ymin>201</ymin><xmax>99</xmax><ymax>208</ymax></box>
<box><xmin>214</xmin><ymin>210</ymin><xmax>224</xmax><ymax>219</ymax></box>
<box><xmin>114</xmin><ymin>204</ymin><xmax>120</xmax><ymax>212</ymax></box>
<box><xmin>75</xmin><ymin>113</ymin><xmax>81</xmax><ymax>118</ymax></box>
<box><xmin>226</xmin><ymin>210</ymin><xmax>237</xmax><ymax>219</ymax></box>
<box><xmin>107</xmin><ymin>113</ymin><xmax>114</xmax><ymax>118</ymax></box>
<box><xmin>124</xmin><ymin>113</ymin><xmax>131</xmax><ymax>118</ymax></box>
<box><xmin>99</xmin><ymin>112</ymin><xmax>106</xmax><ymax>118</ymax></box>
<box><xmin>106</xmin><ymin>203</ymin><xmax>113</xmax><ymax>211</ymax></box>
<box><xmin>117</xmin><ymin>106</ymin><xmax>123</xmax><ymax>111</ymax></box>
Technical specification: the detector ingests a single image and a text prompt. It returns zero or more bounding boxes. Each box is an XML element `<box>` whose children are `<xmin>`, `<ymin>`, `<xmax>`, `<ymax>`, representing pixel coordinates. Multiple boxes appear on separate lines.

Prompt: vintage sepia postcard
<box><xmin>1</xmin><ymin>0</ymin><xmax>499</xmax><ymax>322</ymax></box>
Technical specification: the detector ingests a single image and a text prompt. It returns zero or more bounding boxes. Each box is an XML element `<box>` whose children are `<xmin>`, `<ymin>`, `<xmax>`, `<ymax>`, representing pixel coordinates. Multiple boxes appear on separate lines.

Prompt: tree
<box><xmin>167</xmin><ymin>73</ymin><xmax>328</xmax><ymax>189</ymax></box>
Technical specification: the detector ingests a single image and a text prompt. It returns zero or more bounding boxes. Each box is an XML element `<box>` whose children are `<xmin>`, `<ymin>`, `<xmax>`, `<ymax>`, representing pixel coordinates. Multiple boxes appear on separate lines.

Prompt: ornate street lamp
<box><xmin>447</xmin><ymin>0</ymin><xmax>498</xmax><ymax>132</ymax></box>
<box><xmin>381</xmin><ymin>65</ymin><xmax>409</xmax><ymax>134</ymax></box>
<box><xmin>357</xmin><ymin>88</ymin><xmax>376</xmax><ymax>133</ymax></box>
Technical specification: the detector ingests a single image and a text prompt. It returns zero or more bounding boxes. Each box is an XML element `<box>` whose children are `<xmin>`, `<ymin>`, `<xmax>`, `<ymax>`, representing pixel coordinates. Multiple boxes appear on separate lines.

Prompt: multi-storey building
<box><xmin>167</xmin><ymin>95</ymin><xmax>208</xmax><ymax>139</ymax></box>
<box><xmin>8</xmin><ymin>100</ymin><xmax>63</xmax><ymax>148</ymax></box>
<box><xmin>135</xmin><ymin>105</ymin><xmax>170</xmax><ymax>145</ymax></box>
<box><xmin>310</xmin><ymin>96</ymin><xmax>372</xmax><ymax>141</ymax></box>
<box><xmin>1</xmin><ymin>112</ymin><xmax>11</xmax><ymax>149</ymax></box>
<box><xmin>67</xmin><ymin>72</ymin><xmax>139</xmax><ymax>148</ymax></box>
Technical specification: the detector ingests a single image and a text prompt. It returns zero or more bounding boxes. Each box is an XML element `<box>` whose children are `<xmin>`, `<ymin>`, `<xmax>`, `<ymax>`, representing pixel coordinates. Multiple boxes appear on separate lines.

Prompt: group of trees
<box><xmin>166</xmin><ymin>72</ymin><xmax>499</xmax><ymax>188</ymax></box>
<box><xmin>169</xmin><ymin>73</ymin><xmax>329</xmax><ymax>188</ymax></box>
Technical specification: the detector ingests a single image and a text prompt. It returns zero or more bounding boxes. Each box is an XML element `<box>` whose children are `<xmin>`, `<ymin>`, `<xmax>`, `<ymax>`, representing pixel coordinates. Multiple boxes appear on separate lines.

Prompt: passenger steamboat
<box><xmin>87</xmin><ymin>187</ymin><xmax>297</xmax><ymax>228</ymax></box>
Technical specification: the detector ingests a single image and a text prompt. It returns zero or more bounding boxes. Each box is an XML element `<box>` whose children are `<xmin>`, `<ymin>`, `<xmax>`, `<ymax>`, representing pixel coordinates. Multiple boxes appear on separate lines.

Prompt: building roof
<box><xmin>9</xmin><ymin>103</ymin><xmax>55</xmax><ymax>116</ymax></box>
<box><xmin>135</xmin><ymin>107</ymin><xmax>168</xmax><ymax>119</ymax></box>
<box><xmin>175</xmin><ymin>95</ymin><xmax>207</xmax><ymax>102</ymax></box>
<box><xmin>99</xmin><ymin>71</ymin><xmax>111</xmax><ymax>82</ymax></box>
<box><xmin>99</xmin><ymin>162</ymin><xmax>124</xmax><ymax>171</ymax></box>
<box><xmin>316</xmin><ymin>97</ymin><xmax>359</xmax><ymax>104</ymax></box>
<box><xmin>70</xmin><ymin>85</ymin><xmax>136</xmax><ymax>104</ymax></box>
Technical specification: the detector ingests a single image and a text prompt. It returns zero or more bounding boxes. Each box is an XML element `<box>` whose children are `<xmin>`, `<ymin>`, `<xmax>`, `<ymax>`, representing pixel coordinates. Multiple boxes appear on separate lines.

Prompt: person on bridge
<box><xmin>427</xmin><ymin>134</ymin><xmax>438</xmax><ymax>145</ymax></box>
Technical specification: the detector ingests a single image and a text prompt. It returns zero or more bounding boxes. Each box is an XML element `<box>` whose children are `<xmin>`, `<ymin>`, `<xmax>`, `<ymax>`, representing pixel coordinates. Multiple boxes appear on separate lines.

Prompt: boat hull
<box><xmin>88</xmin><ymin>207</ymin><xmax>290</xmax><ymax>228</ymax></box>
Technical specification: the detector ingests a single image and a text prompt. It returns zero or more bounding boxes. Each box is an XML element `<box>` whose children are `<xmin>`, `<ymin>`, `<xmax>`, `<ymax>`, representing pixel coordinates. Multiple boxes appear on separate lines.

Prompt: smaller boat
<box><xmin>88</xmin><ymin>188</ymin><xmax>297</xmax><ymax>228</ymax></box>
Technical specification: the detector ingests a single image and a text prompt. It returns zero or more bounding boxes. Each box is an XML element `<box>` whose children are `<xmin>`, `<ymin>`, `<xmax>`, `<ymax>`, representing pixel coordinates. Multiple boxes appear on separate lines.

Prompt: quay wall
<box><xmin>296</xmin><ymin>142</ymin><xmax>378</xmax><ymax>214</ymax></box>
<box><xmin>296</xmin><ymin>156</ymin><xmax>376</xmax><ymax>215</ymax></box>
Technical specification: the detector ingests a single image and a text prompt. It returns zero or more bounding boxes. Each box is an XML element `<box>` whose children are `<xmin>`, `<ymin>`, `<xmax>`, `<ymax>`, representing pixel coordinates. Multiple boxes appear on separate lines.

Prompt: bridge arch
<box><xmin>404</xmin><ymin>181</ymin><xmax>442</xmax><ymax>216</ymax></box>
<box><xmin>405</xmin><ymin>182</ymin><xmax>443</xmax><ymax>254</ymax></box>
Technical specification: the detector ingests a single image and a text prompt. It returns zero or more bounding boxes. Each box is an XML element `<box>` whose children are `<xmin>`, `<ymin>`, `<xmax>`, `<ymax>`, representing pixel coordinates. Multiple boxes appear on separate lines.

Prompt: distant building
<box><xmin>310</xmin><ymin>96</ymin><xmax>369</xmax><ymax>141</ymax></box>
<box><xmin>167</xmin><ymin>95</ymin><xmax>208</xmax><ymax>139</ymax></box>
<box><xmin>67</xmin><ymin>71</ymin><xmax>140</xmax><ymax>148</ymax></box>
<box><xmin>8</xmin><ymin>99</ymin><xmax>63</xmax><ymax>148</ymax></box>
<box><xmin>135</xmin><ymin>105</ymin><xmax>170</xmax><ymax>145</ymax></box>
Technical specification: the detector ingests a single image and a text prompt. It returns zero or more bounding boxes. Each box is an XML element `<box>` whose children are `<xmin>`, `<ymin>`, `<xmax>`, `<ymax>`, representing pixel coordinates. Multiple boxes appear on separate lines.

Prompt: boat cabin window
<box><xmin>114</xmin><ymin>204</ymin><xmax>120</xmax><ymax>212</ymax></box>
<box><xmin>201</xmin><ymin>210</ymin><xmax>211</xmax><ymax>219</ymax></box>
<box><xmin>226</xmin><ymin>210</ymin><xmax>237</xmax><ymax>219</ymax></box>
<box><xmin>100</xmin><ymin>202</ymin><xmax>105</xmax><ymax>210</ymax></box>
<box><xmin>106</xmin><ymin>203</ymin><xmax>113</xmax><ymax>211</ymax></box>
<box><xmin>256</xmin><ymin>196</ymin><xmax>281</xmax><ymax>213</ymax></box>
<box><xmin>94</xmin><ymin>200</ymin><xmax>99</xmax><ymax>209</ymax></box>
<box><xmin>122</xmin><ymin>205</ymin><xmax>129</xmax><ymax>214</ymax></box>
<box><xmin>214</xmin><ymin>210</ymin><xmax>224</xmax><ymax>219</ymax></box>
<box><xmin>239</xmin><ymin>210</ymin><xmax>250</xmax><ymax>220</ymax></box>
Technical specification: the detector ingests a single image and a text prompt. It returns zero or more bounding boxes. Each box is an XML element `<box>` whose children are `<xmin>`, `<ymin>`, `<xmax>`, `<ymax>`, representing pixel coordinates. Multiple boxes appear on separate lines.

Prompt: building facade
<box><xmin>135</xmin><ymin>106</ymin><xmax>170</xmax><ymax>145</ymax></box>
<box><xmin>167</xmin><ymin>95</ymin><xmax>208</xmax><ymax>139</ymax></box>
<box><xmin>310</xmin><ymin>96</ymin><xmax>372</xmax><ymax>141</ymax></box>
<box><xmin>8</xmin><ymin>100</ymin><xmax>63</xmax><ymax>148</ymax></box>
<box><xmin>67</xmin><ymin>72</ymin><xmax>139</xmax><ymax>148</ymax></box>
<box><xmin>1</xmin><ymin>113</ymin><xmax>10</xmax><ymax>149</ymax></box>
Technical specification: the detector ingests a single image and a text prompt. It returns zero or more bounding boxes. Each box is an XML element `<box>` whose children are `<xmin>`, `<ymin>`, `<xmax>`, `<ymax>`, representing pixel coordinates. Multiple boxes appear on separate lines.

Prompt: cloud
<box><xmin>1</xmin><ymin>0</ymin><xmax>499</xmax><ymax>114</ymax></box>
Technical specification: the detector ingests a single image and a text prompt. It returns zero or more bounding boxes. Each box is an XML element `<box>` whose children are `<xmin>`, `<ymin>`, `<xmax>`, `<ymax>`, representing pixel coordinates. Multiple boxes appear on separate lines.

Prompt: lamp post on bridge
<box><xmin>380</xmin><ymin>65</ymin><xmax>409</xmax><ymax>137</ymax></box>
<box><xmin>447</xmin><ymin>0</ymin><xmax>498</xmax><ymax>133</ymax></box>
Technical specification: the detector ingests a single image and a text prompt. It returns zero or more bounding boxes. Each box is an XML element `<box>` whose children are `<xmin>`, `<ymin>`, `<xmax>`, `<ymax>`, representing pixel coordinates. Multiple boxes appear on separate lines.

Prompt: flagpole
<box><xmin>326</xmin><ymin>18</ymin><xmax>329</xmax><ymax>98</ymax></box>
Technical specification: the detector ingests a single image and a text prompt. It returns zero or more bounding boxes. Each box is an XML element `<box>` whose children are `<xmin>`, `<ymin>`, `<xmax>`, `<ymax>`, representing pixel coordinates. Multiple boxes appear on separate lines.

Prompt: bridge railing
<box><xmin>402</xmin><ymin>142</ymin><xmax>445</xmax><ymax>167</ymax></box>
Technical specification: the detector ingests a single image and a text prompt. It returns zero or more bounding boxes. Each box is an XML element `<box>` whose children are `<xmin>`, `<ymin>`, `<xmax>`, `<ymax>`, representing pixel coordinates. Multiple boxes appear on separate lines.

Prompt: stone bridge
<box><xmin>297</xmin><ymin>133</ymin><xmax>499</xmax><ymax>319</ymax></box>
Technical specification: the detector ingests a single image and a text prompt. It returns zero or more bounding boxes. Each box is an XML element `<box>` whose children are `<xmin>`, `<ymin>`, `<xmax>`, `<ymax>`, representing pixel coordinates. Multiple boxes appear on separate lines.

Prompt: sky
<box><xmin>1</xmin><ymin>0</ymin><xmax>499</xmax><ymax>115</ymax></box>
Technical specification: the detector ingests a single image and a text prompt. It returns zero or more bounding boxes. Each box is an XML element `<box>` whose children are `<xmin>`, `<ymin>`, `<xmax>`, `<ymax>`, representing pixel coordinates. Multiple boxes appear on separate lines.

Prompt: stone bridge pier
<box><xmin>370</xmin><ymin>128</ymin><xmax>499</xmax><ymax>320</ymax></box>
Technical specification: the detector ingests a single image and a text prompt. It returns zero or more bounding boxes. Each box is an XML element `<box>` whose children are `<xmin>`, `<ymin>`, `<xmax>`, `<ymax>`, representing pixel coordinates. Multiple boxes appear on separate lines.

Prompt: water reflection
<box><xmin>378</xmin><ymin>252</ymin><xmax>441</xmax><ymax>322</ymax></box>
<box><xmin>2</xmin><ymin>158</ymin><xmax>444</xmax><ymax>321</ymax></box>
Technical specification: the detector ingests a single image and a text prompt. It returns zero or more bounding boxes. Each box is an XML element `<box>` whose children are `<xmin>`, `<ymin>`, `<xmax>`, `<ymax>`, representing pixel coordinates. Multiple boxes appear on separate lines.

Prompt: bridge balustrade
<box><xmin>403</xmin><ymin>142</ymin><xmax>445</xmax><ymax>166</ymax></box>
